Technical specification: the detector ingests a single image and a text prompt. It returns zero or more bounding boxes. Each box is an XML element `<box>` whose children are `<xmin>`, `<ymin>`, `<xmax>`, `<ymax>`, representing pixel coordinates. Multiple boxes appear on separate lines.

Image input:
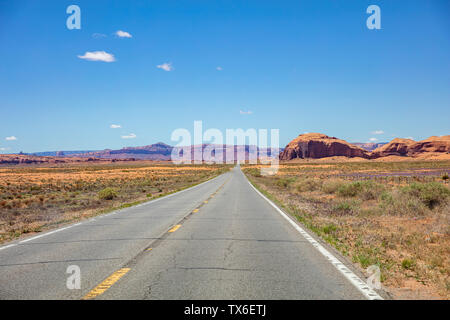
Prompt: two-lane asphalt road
<box><xmin>0</xmin><ymin>166</ymin><xmax>381</xmax><ymax>299</ymax></box>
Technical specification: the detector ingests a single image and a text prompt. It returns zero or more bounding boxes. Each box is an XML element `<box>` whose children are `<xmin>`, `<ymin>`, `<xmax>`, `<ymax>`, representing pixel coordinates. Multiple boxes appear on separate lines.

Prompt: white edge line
<box><xmin>0</xmin><ymin>244</ymin><xmax>17</xmax><ymax>251</ymax></box>
<box><xmin>0</xmin><ymin>173</ymin><xmax>226</xmax><ymax>250</ymax></box>
<box><xmin>247</xmin><ymin>180</ymin><xmax>383</xmax><ymax>300</ymax></box>
<box><xmin>19</xmin><ymin>225</ymin><xmax>74</xmax><ymax>244</ymax></box>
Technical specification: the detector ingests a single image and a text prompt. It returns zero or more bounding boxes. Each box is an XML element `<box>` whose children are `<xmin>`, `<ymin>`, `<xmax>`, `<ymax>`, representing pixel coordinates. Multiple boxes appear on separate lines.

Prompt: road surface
<box><xmin>0</xmin><ymin>166</ymin><xmax>380</xmax><ymax>299</ymax></box>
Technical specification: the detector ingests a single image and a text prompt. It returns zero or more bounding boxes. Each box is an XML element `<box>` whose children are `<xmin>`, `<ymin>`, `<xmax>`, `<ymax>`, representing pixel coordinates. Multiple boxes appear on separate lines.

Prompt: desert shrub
<box><xmin>275</xmin><ymin>177</ymin><xmax>295</xmax><ymax>188</ymax></box>
<box><xmin>246</xmin><ymin>168</ymin><xmax>261</xmax><ymax>177</ymax></box>
<box><xmin>358</xmin><ymin>181</ymin><xmax>385</xmax><ymax>200</ymax></box>
<box><xmin>337</xmin><ymin>182</ymin><xmax>363</xmax><ymax>197</ymax></box>
<box><xmin>401</xmin><ymin>258</ymin><xmax>415</xmax><ymax>270</ymax></box>
<box><xmin>337</xmin><ymin>181</ymin><xmax>384</xmax><ymax>200</ymax></box>
<box><xmin>401</xmin><ymin>182</ymin><xmax>450</xmax><ymax>209</ymax></box>
<box><xmin>332</xmin><ymin>200</ymin><xmax>360</xmax><ymax>214</ymax></box>
<box><xmin>140</xmin><ymin>179</ymin><xmax>154</xmax><ymax>187</ymax></box>
<box><xmin>379</xmin><ymin>191</ymin><xmax>393</xmax><ymax>205</ymax></box>
<box><xmin>322</xmin><ymin>224</ymin><xmax>337</xmax><ymax>234</ymax></box>
<box><xmin>321</xmin><ymin>179</ymin><xmax>345</xmax><ymax>194</ymax></box>
<box><xmin>379</xmin><ymin>189</ymin><xmax>428</xmax><ymax>216</ymax></box>
<box><xmin>98</xmin><ymin>188</ymin><xmax>118</xmax><ymax>200</ymax></box>
<box><xmin>353</xmin><ymin>253</ymin><xmax>379</xmax><ymax>269</ymax></box>
<box><xmin>442</xmin><ymin>173</ymin><xmax>449</xmax><ymax>181</ymax></box>
<box><xmin>294</xmin><ymin>178</ymin><xmax>322</xmax><ymax>193</ymax></box>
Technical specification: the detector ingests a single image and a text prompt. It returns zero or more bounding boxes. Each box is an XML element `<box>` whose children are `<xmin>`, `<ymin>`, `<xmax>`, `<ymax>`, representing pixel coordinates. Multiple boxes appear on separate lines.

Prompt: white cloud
<box><xmin>216</xmin><ymin>66</ymin><xmax>223</xmax><ymax>71</ymax></box>
<box><xmin>0</xmin><ymin>147</ymin><xmax>9</xmax><ymax>151</ymax></box>
<box><xmin>369</xmin><ymin>137</ymin><xmax>378</xmax><ymax>142</ymax></box>
<box><xmin>5</xmin><ymin>136</ymin><xmax>17</xmax><ymax>141</ymax></box>
<box><xmin>240</xmin><ymin>110</ymin><xmax>252</xmax><ymax>115</ymax></box>
<box><xmin>371</xmin><ymin>130</ymin><xmax>384</xmax><ymax>135</ymax></box>
<box><xmin>78</xmin><ymin>51</ymin><xmax>115</xmax><ymax>62</ymax></box>
<box><xmin>92</xmin><ymin>33</ymin><xmax>107</xmax><ymax>39</ymax></box>
<box><xmin>405</xmin><ymin>136</ymin><xmax>414</xmax><ymax>140</ymax></box>
<box><xmin>157</xmin><ymin>62</ymin><xmax>173</xmax><ymax>71</ymax></box>
<box><xmin>121</xmin><ymin>133</ymin><xmax>136</xmax><ymax>139</ymax></box>
<box><xmin>115</xmin><ymin>30</ymin><xmax>132</xmax><ymax>38</ymax></box>
<box><xmin>110</xmin><ymin>124</ymin><xmax>121</xmax><ymax>129</ymax></box>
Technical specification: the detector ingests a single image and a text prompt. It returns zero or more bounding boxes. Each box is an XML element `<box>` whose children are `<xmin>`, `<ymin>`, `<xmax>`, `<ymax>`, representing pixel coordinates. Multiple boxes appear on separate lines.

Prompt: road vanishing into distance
<box><xmin>0</xmin><ymin>166</ymin><xmax>382</xmax><ymax>300</ymax></box>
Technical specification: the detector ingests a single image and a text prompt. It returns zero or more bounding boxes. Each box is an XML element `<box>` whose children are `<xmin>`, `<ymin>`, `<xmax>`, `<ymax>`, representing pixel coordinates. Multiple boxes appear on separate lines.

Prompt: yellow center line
<box><xmin>82</xmin><ymin>268</ymin><xmax>131</xmax><ymax>300</ymax></box>
<box><xmin>203</xmin><ymin>200</ymin><xmax>208</xmax><ymax>204</ymax></box>
<box><xmin>192</xmin><ymin>209</ymin><xmax>199</xmax><ymax>213</ymax></box>
<box><xmin>146</xmin><ymin>248</ymin><xmax>153</xmax><ymax>251</ymax></box>
<box><xmin>168</xmin><ymin>224</ymin><xmax>181</xmax><ymax>233</ymax></box>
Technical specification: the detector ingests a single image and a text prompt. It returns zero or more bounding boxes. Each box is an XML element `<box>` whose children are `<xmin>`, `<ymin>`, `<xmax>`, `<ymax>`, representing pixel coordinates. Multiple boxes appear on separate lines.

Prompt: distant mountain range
<box><xmin>30</xmin><ymin>150</ymin><xmax>98</xmax><ymax>157</ymax></box>
<box><xmin>3</xmin><ymin>134</ymin><xmax>447</xmax><ymax>166</ymax></box>
<box><xmin>27</xmin><ymin>143</ymin><xmax>282</xmax><ymax>161</ymax></box>
<box><xmin>27</xmin><ymin>141</ymin><xmax>383</xmax><ymax>159</ymax></box>
<box><xmin>351</xmin><ymin>142</ymin><xmax>387</xmax><ymax>151</ymax></box>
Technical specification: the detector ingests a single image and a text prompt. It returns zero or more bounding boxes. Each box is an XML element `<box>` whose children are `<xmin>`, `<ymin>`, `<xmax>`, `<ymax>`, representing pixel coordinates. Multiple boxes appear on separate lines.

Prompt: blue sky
<box><xmin>0</xmin><ymin>0</ymin><xmax>449</xmax><ymax>153</ymax></box>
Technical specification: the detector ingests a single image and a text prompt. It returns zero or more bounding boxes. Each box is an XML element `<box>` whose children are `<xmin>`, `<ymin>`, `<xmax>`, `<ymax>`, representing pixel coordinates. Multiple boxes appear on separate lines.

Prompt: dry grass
<box><xmin>0</xmin><ymin>162</ymin><xmax>230</xmax><ymax>243</ymax></box>
<box><xmin>243</xmin><ymin>160</ymin><xmax>450</xmax><ymax>299</ymax></box>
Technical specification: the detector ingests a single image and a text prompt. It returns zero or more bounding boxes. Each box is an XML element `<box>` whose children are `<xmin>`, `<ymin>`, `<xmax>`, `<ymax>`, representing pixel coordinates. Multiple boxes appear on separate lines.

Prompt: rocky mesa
<box><xmin>371</xmin><ymin>135</ymin><xmax>450</xmax><ymax>158</ymax></box>
<box><xmin>279</xmin><ymin>133</ymin><xmax>370</xmax><ymax>160</ymax></box>
<box><xmin>370</xmin><ymin>138</ymin><xmax>416</xmax><ymax>157</ymax></box>
<box><xmin>280</xmin><ymin>133</ymin><xmax>450</xmax><ymax>161</ymax></box>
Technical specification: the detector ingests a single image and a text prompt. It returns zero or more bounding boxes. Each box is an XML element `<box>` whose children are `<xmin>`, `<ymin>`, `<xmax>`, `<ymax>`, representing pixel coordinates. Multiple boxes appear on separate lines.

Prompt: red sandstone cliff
<box><xmin>279</xmin><ymin>133</ymin><xmax>370</xmax><ymax>160</ymax></box>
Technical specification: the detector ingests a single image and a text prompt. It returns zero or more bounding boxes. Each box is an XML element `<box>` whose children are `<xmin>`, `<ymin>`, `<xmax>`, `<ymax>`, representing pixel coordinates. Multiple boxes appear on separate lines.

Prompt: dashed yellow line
<box><xmin>82</xmin><ymin>268</ymin><xmax>131</xmax><ymax>300</ymax></box>
<box><xmin>82</xmin><ymin>180</ymin><xmax>227</xmax><ymax>300</ymax></box>
<box><xmin>168</xmin><ymin>224</ymin><xmax>181</xmax><ymax>233</ymax></box>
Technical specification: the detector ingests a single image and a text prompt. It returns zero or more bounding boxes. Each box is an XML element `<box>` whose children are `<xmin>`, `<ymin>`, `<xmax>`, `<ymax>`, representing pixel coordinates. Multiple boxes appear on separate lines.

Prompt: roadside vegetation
<box><xmin>243</xmin><ymin>161</ymin><xmax>450</xmax><ymax>299</ymax></box>
<box><xmin>0</xmin><ymin>162</ymin><xmax>230</xmax><ymax>243</ymax></box>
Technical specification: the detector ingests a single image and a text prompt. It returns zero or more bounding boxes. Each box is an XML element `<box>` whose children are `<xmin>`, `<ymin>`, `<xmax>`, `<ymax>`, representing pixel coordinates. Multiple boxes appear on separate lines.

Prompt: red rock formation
<box><xmin>408</xmin><ymin>136</ymin><xmax>450</xmax><ymax>155</ymax></box>
<box><xmin>279</xmin><ymin>133</ymin><xmax>369</xmax><ymax>160</ymax></box>
<box><xmin>371</xmin><ymin>136</ymin><xmax>450</xmax><ymax>158</ymax></box>
<box><xmin>370</xmin><ymin>138</ymin><xmax>416</xmax><ymax>157</ymax></box>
